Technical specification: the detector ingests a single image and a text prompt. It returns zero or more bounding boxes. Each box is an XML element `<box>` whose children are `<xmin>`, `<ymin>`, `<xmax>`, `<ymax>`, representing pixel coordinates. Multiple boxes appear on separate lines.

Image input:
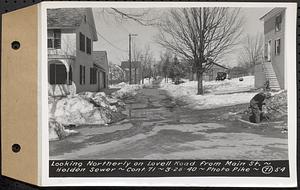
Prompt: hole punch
<box><xmin>11</xmin><ymin>41</ymin><xmax>20</xmax><ymax>50</ymax></box>
<box><xmin>12</xmin><ymin>144</ymin><xmax>21</xmax><ymax>153</ymax></box>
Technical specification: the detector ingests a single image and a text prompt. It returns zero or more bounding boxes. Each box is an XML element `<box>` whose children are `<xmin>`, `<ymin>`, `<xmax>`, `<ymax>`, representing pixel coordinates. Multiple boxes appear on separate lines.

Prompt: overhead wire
<box><xmin>74</xmin><ymin>8</ymin><xmax>128</xmax><ymax>53</ymax></box>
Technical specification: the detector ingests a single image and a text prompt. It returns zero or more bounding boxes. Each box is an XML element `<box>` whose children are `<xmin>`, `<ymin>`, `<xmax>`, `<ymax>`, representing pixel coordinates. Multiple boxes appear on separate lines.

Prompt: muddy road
<box><xmin>50</xmin><ymin>80</ymin><xmax>288</xmax><ymax>160</ymax></box>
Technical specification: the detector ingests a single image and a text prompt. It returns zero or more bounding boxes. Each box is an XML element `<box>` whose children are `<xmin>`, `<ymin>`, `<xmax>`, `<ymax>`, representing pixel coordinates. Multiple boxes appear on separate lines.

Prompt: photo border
<box><xmin>39</xmin><ymin>1</ymin><xmax>297</xmax><ymax>187</ymax></box>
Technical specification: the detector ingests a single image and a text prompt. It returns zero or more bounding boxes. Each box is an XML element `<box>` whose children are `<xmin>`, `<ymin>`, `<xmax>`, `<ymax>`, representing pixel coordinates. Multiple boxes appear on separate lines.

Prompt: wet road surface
<box><xmin>50</xmin><ymin>80</ymin><xmax>288</xmax><ymax>160</ymax></box>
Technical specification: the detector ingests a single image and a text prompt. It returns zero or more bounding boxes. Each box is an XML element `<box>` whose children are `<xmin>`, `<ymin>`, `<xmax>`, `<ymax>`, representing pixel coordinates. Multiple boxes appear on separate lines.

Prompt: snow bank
<box><xmin>111</xmin><ymin>81</ymin><xmax>152</xmax><ymax>99</ymax></box>
<box><xmin>49</xmin><ymin>92</ymin><xmax>126</xmax><ymax>127</ymax></box>
<box><xmin>112</xmin><ymin>84</ymin><xmax>143</xmax><ymax>99</ymax></box>
<box><xmin>161</xmin><ymin>76</ymin><xmax>254</xmax><ymax>95</ymax></box>
<box><xmin>265</xmin><ymin>91</ymin><xmax>287</xmax><ymax>121</ymax></box>
<box><xmin>160</xmin><ymin>76</ymin><xmax>257</xmax><ymax>110</ymax></box>
<box><xmin>110</xmin><ymin>78</ymin><xmax>154</xmax><ymax>98</ymax></box>
<box><xmin>110</xmin><ymin>82</ymin><xmax>127</xmax><ymax>89</ymax></box>
<box><xmin>183</xmin><ymin>92</ymin><xmax>257</xmax><ymax>110</ymax></box>
<box><xmin>49</xmin><ymin>119</ymin><xmax>79</xmax><ymax>141</ymax></box>
<box><xmin>142</xmin><ymin>78</ymin><xmax>154</xmax><ymax>88</ymax></box>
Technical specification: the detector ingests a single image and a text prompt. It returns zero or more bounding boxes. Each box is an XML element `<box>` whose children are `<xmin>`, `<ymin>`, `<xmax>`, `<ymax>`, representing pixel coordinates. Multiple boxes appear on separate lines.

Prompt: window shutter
<box><xmin>54</xmin><ymin>39</ymin><xmax>61</xmax><ymax>49</ymax></box>
<box><xmin>48</xmin><ymin>39</ymin><xmax>53</xmax><ymax>48</ymax></box>
<box><xmin>54</xmin><ymin>29</ymin><xmax>61</xmax><ymax>49</ymax></box>
<box><xmin>47</xmin><ymin>30</ymin><xmax>54</xmax><ymax>48</ymax></box>
<box><xmin>80</xmin><ymin>65</ymin><xmax>82</xmax><ymax>84</ymax></box>
<box><xmin>90</xmin><ymin>68</ymin><xmax>93</xmax><ymax>84</ymax></box>
<box><xmin>83</xmin><ymin>66</ymin><xmax>86</xmax><ymax>84</ymax></box>
<box><xmin>80</xmin><ymin>32</ymin><xmax>86</xmax><ymax>52</ymax></box>
<box><xmin>278</xmin><ymin>39</ymin><xmax>280</xmax><ymax>54</ymax></box>
<box><xmin>86</xmin><ymin>37</ymin><xmax>91</xmax><ymax>54</ymax></box>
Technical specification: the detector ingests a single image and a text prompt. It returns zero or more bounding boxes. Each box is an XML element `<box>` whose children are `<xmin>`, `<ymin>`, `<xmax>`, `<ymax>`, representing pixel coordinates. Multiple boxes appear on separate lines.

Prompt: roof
<box><xmin>93</xmin><ymin>51</ymin><xmax>108</xmax><ymax>70</ymax></box>
<box><xmin>259</xmin><ymin>8</ymin><xmax>285</xmax><ymax>21</ymax></box>
<box><xmin>47</xmin><ymin>8</ymin><xmax>98</xmax><ymax>41</ymax></box>
<box><xmin>213</xmin><ymin>62</ymin><xmax>228</xmax><ymax>69</ymax></box>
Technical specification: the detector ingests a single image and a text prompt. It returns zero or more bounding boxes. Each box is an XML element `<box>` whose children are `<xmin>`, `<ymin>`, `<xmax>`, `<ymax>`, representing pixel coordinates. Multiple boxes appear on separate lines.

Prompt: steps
<box><xmin>262</xmin><ymin>62</ymin><xmax>281</xmax><ymax>91</ymax></box>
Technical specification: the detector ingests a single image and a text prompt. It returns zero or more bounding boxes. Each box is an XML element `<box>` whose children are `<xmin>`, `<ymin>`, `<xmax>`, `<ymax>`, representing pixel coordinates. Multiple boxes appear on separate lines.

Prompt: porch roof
<box><xmin>48</xmin><ymin>54</ymin><xmax>75</xmax><ymax>60</ymax></box>
<box><xmin>93</xmin><ymin>64</ymin><xmax>106</xmax><ymax>72</ymax></box>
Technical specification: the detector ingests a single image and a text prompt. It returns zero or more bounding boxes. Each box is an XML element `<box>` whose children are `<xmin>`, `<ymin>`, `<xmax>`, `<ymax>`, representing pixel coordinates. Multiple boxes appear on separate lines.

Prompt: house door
<box><xmin>98</xmin><ymin>71</ymin><xmax>105</xmax><ymax>90</ymax></box>
<box><xmin>267</xmin><ymin>40</ymin><xmax>271</xmax><ymax>62</ymax></box>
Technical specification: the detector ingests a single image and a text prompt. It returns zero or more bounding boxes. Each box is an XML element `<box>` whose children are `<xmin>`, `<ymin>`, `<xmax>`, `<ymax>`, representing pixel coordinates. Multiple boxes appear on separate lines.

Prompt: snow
<box><xmin>49</xmin><ymin>79</ymin><xmax>150</xmax><ymax>141</ymax></box>
<box><xmin>111</xmin><ymin>84</ymin><xmax>143</xmax><ymax>99</ymax></box>
<box><xmin>49</xmin><ymin>119</ymin><xmax>79</xmax><ymax>141</ymax></box>
<box><xmin>160</xmin><ymin>76</ymin><xmax>258</xmax><ymax>110</ymax></box>
<box><xmin>49</xmin><ymin>80</ymin><xmax>153</xmax><ymax>141</ymax></box>
<box><xmin>111</xmin><ymin>78</ymin><xmax>154</xmax><ymax>99</ymax></box>
<box><xmin>49</xmin><ymin>92</ymin><xmax>125</xmax><ymax>127</ymax></box>
<box><xmin>142</xmin><ymin>78</ymin><xmax>154</xmax><ymax>88</ymax></box>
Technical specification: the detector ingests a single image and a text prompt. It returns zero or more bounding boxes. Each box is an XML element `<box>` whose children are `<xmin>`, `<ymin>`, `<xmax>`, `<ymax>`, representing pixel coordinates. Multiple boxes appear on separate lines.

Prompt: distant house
<box><xmin>121</xmin><ymin>61</ymin><xmax>142</xmax><ymax>84</ymax></box>
<box><xmin>92</xmin><ymin>51</ymin><xmax>109</xmax><ymax>90</ymax></box>
<box><xmin>255</xmin><ymin>8</ymin><xmax>285</xmax><ymax>90</ymax></box>
<box><xmin>47</xmin><ymin>8</ymin><xmax>101</xmax><ymax>96</ymax></box>
<box><xmin>203</xmin><ymin>62</ymin><xmax>228</xmax><ymax>81</ymax></box>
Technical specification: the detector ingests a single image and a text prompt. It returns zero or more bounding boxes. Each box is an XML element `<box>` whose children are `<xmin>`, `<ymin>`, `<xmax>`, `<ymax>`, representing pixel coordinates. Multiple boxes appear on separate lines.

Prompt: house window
<box><xmin>80</xmin><ymin>65</ymin><xmax>86</xmax><ymax>85</ymax></box>
<box><xmin>49</xmin><ymin>64</ymin><xmax>67</xmax><ymax>84</ymax></box>
<box><xmin>275</xmin><ymin>39</ymin><xmax>281</xmax><ymax>55</ymax></box>
<box><xmin>90</xmin><ymin>67</ymin><xmax>97</xmax><ymax>84</ymax></box>
<box><xmin>86</xmin><ymin>37</ymin><xmax>92</xmax><ymax>54</ymax></box>
<box><xmin>48</xmin><ymin>29</ymin><xmax>61</xmax><ymax>49</ymax></box>
<box><xmin>275</xmin><ymin>14</ymin><xmax>282</xmax><ymax>32</ymax></box>
<box><xmin>79</xmin><ymin>32</ymin><xmax>85</xmax><ymax>52</ymax></box>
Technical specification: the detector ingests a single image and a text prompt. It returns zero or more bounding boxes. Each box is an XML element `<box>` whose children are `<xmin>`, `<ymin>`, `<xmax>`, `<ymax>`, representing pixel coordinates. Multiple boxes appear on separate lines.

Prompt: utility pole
<box><xmin>129</xmin><ymin>34</ymin><xmax>131</xmax><ymax>84</ymax></box>
<box><xmin>128</xmin><ymin>33</ymin><xmax>137</xmax><ymax>84</ymax></box>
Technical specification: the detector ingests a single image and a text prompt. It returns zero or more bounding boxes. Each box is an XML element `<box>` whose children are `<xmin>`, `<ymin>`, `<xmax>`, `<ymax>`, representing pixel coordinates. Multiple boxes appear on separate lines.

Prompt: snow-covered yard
<box><xmin>160</xmin><ymin>76</ymin><xmax>258</xmax><ymax>110</ymax></box>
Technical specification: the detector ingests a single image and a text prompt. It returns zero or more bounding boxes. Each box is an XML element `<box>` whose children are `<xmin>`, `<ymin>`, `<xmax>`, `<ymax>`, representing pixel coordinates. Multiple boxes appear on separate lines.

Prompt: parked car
<box><xmin>216</xmin><ymin>72</ymin><xmax>227</xmax><ymax>81</ymax></box>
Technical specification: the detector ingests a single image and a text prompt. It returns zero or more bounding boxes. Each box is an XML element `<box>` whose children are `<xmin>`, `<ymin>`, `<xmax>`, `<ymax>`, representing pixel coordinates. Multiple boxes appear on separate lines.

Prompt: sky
<box><xmin>92</xmin><ymin>7</ymin><xmax>272</xmax><ymax>68</ymax></box>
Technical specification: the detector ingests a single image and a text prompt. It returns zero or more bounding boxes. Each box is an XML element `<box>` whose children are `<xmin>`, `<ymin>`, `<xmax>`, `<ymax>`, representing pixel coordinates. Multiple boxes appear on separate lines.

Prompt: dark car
<box><xmin>216</xmin><ymin>72</ymin><xmax>227</xmax><ymax>81</ymax></box>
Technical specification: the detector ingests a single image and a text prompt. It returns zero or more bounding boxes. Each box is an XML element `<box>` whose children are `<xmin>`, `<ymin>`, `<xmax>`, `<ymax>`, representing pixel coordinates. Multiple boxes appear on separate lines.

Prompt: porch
<box><xmin>48</xmin><ymin>54</ymin><xmax>76</xmax><ymax>97</ymax></box>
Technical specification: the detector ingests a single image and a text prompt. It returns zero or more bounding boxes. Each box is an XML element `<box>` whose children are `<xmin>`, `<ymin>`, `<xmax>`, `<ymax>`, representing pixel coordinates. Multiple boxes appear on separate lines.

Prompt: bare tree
<box><xmin>157</xmin><ymin>8</ymin><xmax>243</xmax><ymax>94</ymax></box>
<box><xmin>97</xmin><ymin>8</ymin><xmax>158</xmax><ymax>26</ymax></box>
<box><xmin>109</xmin><ymin>62</ymin><xmax>125</xmax><ymax>84</ymax></box>
<box><xmin>158</xmin><ymin>50</ymin><xmax>173</xmax><ymax>82</ymax></box>
<box><xmin>132</xmin><ymin>44</ymin><xmax>155</xmax><ymax>84</ymax></box>
<box><xmin>239</xmin><ymin>33</ymin><xmax>264</xmax><ymax>74</ymax></box>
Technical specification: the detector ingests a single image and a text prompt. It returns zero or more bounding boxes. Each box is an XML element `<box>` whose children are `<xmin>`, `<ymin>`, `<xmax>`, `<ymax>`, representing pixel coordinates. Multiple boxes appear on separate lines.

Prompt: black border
<box><xmin>0</xmin><ymin>0</ymin><xmax>298</xmax><ymax>189</ymax></box>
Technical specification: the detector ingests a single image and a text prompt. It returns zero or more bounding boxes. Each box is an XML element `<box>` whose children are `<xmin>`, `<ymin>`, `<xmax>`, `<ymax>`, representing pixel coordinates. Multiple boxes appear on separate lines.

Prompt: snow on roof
<box><xmin>212</xmin><ymin>62</ymin><xmax>228</xmax><ymax>70</ymax></box>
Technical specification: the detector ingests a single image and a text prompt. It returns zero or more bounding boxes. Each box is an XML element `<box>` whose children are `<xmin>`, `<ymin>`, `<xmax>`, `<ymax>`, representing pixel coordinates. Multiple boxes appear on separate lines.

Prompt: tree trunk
<box><xmin>197</xmin><ymin>71</ymin><xmax>204</xmax><ymax>95</ymax></box>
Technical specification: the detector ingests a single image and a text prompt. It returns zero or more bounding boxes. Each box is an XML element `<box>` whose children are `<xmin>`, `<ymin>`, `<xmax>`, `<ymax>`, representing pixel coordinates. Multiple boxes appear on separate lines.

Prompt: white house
<box><xmin>92</xmin><ymin>51</ymin><xmax>109</xmax><ymax>89</ymax></box>
<box><xmin>47</xmin><ymin>8</ymin><xmax>107</xmax><ymax>96</ymax></box>
<box><xmin>255</xmin><ymin>8</ymin><xmax>286</xmax><ymax>91</ymax></box>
